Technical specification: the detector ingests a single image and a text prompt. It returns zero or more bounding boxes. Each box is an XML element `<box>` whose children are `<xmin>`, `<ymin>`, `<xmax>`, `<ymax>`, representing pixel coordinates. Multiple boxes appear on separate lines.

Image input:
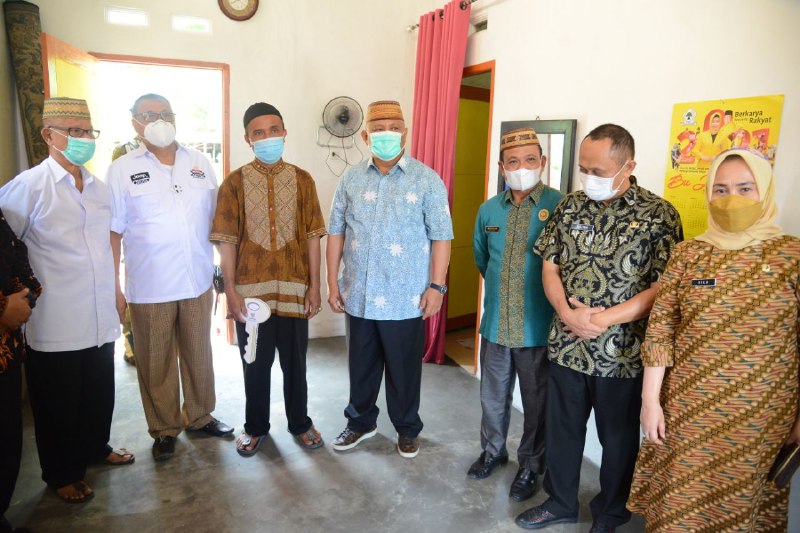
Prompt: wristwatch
<box><xmin>429</xmin><ymin>283</ymin><xmax>448</xmax><ymax>294</ymax></box>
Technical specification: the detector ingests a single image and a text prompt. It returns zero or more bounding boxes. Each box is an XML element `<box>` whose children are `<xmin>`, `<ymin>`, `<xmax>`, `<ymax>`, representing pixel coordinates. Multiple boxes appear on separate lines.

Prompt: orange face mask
<box><xmin>708</xmin><ymin>194</ymin><xmax>763</xmax><ymax>233</ymax></box>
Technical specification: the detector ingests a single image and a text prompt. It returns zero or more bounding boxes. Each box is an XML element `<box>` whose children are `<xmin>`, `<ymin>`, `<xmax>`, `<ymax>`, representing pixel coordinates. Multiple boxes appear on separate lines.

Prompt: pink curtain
<box><xmin>411</xmin><ymin>0</ymin><xmax>471</xmax><ymax>364</ymax></box>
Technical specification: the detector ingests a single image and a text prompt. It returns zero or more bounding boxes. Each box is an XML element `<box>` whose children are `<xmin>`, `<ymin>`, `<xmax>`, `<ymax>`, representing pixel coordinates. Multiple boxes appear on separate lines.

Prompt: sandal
<box><xmin>236</xmin><ymin>433</ymin><xmax>266</xmax><ymax>457</ymax></box>
<box><xmin>104</xmin><ymin>448</ymin><xmax>135</xmax><ymax>466</ymax></box>
<box><xmin>54</xmin><ymin>481</ymin><xmax>94</xmax><ymax>504</ymax></box>
<box><xmin>295</xmin><ymin>427</ymin><xmax>323</xmax><ymax>449</ymax></box>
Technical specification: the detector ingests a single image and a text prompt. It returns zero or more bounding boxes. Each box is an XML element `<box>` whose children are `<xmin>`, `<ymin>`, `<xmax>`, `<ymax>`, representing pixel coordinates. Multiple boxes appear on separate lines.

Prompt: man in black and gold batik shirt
<box><xmin>515</xmin><ymin>124</ymin><xmax>682</xmax><ymax>532</ymax></box>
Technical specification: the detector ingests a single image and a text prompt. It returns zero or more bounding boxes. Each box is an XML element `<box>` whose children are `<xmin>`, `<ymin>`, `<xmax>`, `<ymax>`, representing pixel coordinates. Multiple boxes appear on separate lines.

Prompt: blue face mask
<box><xmin>369</xmin><ymin>131</ymin><xmax>403</xmax><ymax>161</ymax></box>
<box><xmin>251</xmin><ymin>137</ymin><xmax>284</xmax><ymax>164</ymax></box>
<box><xmin>51</xmin><ymin>129</ymin><xmax>96</xmax><ymax>166</ymax></box>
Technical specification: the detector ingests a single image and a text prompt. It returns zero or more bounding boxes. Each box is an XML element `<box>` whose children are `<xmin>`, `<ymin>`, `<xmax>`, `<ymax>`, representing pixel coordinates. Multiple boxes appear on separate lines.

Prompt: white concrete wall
<box><xmin>29</xmin><ymin>0</ymin><xmax>434</xmax><ymax>338</ymax></box>
<box><xmin>463</xmin><ymin>0</ymin><xmax>800</xmax><ymax>233</ymax></box>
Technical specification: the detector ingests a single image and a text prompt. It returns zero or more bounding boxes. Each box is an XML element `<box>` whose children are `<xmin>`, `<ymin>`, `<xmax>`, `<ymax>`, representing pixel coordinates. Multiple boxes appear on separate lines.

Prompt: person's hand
<box><xmin>225</xmin><ymin>289</ymin><xmax>247</xmax><ymax>322</ymax></box>
<box><xmin>0</xmin><ymin>288</ymin><xmax>33</xmax><ymax>332</ymax></box>
<box><xmin>420</xmin><ymin>288</ymin><xmax>443</xmax><ymax>320</ymax></box>
<box><xmin>561</xmin><ymin>297</ymin><xmax>606</xmax><ymax>340</ymax></box>
<box><xmin>786</xmin><ymin>415</ymin><xmax>800</xmax><ymax>445</ymax></box>
<box><xmin>305</xmin><ymin>286</ymin><xmax>322</xmax><ymax>319</ymax></box>
<box><xmin>327</xmin><ymin>284</ymin><xmax>345</xmax><ymax>313</ymax></box>
<box><xmin>115</xmin><ymin>287</ymin><xmax>127</xmax><ymax>324</ymax></box>
<box><xmin>641</xmin><ymin>400</ymin><xmax>666</xmax><ymax>445</ymax></box>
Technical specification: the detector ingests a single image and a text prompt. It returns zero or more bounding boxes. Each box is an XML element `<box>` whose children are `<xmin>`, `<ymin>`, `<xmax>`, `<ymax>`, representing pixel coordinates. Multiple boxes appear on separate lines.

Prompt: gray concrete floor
<box><xmin>7</xmin><ymin>336</ymin><xmax>645</xmax><ymax>533</ymax></box>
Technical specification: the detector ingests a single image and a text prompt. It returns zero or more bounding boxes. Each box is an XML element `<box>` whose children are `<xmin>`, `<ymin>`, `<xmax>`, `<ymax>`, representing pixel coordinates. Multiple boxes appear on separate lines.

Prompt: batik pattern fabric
<box><xmin>535</xmin><ymin>177</ymin><xmax>683</xmax><ymax>377</ymax></box>
<box><xmin>628</xmin><ymin>236</ymin><xmax>800</xmax><ymax>532</ymax></box>
<box><xmin>474</xmin><ymin>184</ymin><xmax>563</xmax><ymax>348</ymax></box>
<box><xmin>0</xmin><ymin>208</ymin><xmax>41</xmax><ymax>374</ymax></box>
<box><xmin>211</xmin><ymin>159</ymin><xmax>326</xmax><ymax>318</ymax></box>
<box><xmin>328</xmin><ymin>154</ymin><xmax>453</xmax><ymax>320</ymax></box>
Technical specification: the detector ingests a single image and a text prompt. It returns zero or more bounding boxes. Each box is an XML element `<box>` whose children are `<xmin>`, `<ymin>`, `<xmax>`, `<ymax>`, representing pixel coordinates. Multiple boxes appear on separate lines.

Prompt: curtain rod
<box><xmin>406</xmin><ymin>0</ymin><xmax>478</xmax><ymax>32</ymax></box>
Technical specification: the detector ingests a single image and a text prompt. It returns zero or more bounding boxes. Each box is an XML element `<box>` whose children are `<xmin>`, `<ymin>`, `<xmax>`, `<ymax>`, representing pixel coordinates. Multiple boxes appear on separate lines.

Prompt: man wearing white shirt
<box><xmin>0</xmin><ymin>97</ymin><xmax>133</xmax><ymax>504</ymax></box>
<box><xmin>107</xmin><ymin>93</ymin><xmax>233</xmax><ymax>462</ymax></box>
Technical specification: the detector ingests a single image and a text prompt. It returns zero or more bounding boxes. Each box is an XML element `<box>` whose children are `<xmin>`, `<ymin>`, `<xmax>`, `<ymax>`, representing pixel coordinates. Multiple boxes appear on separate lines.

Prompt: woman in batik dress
<box><xmin>627</xmin><ymin>147</ymin><xmax>800</xmax><ymax>532</ymax></box>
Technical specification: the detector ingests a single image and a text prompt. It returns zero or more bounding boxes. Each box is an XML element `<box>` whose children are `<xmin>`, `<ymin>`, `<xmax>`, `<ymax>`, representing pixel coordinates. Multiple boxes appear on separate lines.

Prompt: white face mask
<box><xmin>141</xmin><ymin>120</ymin><xmax>176</xmax><ymax>148</ymax></box>
<box><xmin>504</xmin><ymin>167</ymin><xmax>540</xmax><ymax>191</ymax></box>
<box><xmin>579</xmin><ymin>161</ymin><xmax>629</xmax><ymax>201</ymax></box>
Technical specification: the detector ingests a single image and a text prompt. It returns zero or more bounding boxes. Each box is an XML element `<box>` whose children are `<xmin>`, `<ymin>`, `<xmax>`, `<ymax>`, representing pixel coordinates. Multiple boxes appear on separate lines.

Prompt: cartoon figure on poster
<box><xmin>663</xmin><ymin>94</ymin><xmax>783</xmax><ymax>239</ymax></box>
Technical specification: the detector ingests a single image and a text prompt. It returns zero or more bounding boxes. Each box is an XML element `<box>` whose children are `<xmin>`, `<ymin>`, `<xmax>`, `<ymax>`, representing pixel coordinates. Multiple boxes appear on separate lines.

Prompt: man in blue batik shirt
<box><xmin>326</xmin><ymin>100</ymin><xmax>453</xmax><ymax>459</ymax></box>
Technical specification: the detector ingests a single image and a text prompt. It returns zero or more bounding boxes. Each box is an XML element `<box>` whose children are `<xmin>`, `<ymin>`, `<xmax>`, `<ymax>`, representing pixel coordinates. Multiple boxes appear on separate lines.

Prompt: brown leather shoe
<box><xmin>397</xmin><ymin>435</ymin><xmax>420</xmax><ymax>458</ymax></box>
<box><xmin>331</xmin><ymin>426</ymin><xmax>377</xmax><ymax>451</ymax></box>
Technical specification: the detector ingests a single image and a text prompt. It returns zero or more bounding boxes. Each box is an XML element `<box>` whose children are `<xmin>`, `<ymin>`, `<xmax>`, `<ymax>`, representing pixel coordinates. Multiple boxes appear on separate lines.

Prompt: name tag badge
<box><xmin>570</xmin><ymin>223</ymin><xmax>594</xmax><ymax>232</ymax></box>
<box><xmin>691</xmin><ymin>278</ymin><xmax>716</xmax><ymax>287</ymax></box>
<box><xmin>485</xmin><ymin>226</ymin><xmax>500</xmax><ymax>233</ymax></box>
<box><xmin>130</xmin><ymin>172</ymin><xmax>151</xmax><ymax>185</ymax></box>
<box><xmin>190</xmin><ymin>168</ymin><xmax>206</xmax><ymax>179</ymax></box>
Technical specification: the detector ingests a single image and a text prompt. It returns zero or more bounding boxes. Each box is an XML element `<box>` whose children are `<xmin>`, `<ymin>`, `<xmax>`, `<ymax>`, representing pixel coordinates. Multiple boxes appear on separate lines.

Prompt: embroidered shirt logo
<box><xmin>190</xmin><ymin>168</ymin><xmax>206</xmax><ymax>179</ymax></box>
<box><xmin>130</xmin><ymin>172</ymin><xmax>150</xmax><ymax>185</ymax></box>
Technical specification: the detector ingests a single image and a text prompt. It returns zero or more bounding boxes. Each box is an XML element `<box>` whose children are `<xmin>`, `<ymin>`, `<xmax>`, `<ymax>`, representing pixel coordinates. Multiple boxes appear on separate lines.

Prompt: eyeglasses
<box><xmin>48</xmin><ymin>126</ymin><xmax>101</xmax><ymax>139</ymax></box>
<box><xmin>135</xmin><ymin>111</ymin><xmax>176</xmax><ymax>123</ymax></box>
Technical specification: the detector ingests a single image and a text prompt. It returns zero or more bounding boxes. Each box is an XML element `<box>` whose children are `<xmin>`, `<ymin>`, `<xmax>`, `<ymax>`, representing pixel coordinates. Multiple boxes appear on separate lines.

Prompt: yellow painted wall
<box><xmin>448</xmin><ymin>97</ymin><xmax>489</xmax><ymax>320</ymax></box>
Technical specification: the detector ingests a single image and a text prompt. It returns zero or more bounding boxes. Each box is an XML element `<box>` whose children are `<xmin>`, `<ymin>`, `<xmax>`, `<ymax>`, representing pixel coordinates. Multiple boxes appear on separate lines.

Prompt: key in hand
<box><xmin>242</xmin><ymin>298</ymin><xmax>271</xmax><ymax>364</ymax></box>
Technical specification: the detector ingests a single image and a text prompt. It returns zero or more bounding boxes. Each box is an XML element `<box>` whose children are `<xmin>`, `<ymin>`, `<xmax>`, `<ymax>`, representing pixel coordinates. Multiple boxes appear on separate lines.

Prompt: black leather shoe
<box><xmin>152</xmin><ymin>436</ymin><xmax>176</xmax><ymax>462</ymax></box>
<box><xmin>189</xmin><ymin>418</ymin><xmax>234</xmax><ymax>438</ymax></box>
<box><xmin>467</xmin><ymin>450</ymin><xmax>509</xmax><ymax>479</ymax></box>
<box><xmin>588</xmin><ymin>521</ymin><xmax>615</xmax><ymax>533</ymax></box>
<box><xmin>509</xmin><ymin>467</ymin><xmax>538</xmax><ymax>502</ymax></box>
<box><xmin>515</xmin><ymin>503</ymin><xmax>577</xmax><ymax>530</ymax></box>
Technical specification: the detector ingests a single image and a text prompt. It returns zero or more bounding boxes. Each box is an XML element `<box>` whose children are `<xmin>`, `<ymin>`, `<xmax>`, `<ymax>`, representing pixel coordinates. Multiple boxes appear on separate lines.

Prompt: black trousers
<box><xmin>0</xmin><ymin>362</ymin><xmax>22</xmax><ymax>521</ymax></box>
<box><xmin>543</xmin><ymin>363</ymin><xmax>642</xmax><ymax>528</ymax></box>
<box><xmin>25</xmin><ymin>342</ymin><xmax>115</xmax><ymax>488</ymax></box>
<box><xmin>235</xmin><ymin>316</ymin><xmax>312</xmax><ymax>437</ymax></box>
<box><xmin>344</xmin><ymin>314</ymin><xmax>424</xmax><ymax>438</ymax></box>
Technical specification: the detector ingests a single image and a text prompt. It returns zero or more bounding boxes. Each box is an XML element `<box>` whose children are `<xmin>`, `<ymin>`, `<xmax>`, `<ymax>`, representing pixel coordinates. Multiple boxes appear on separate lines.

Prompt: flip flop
<box><xmin>54</xmin><ymin>481</ymin><xmax>94</xmax><ymax>504</ymax></box>
<box><xmin>295</xmin><ymin>427</ymin><xmax>324</xmax><ymax>449</ymax></box>
<box><xmin>104</xmin><ymin>448</ymin><xmax>135</xmax><ymax>466</ymax></box>
<box><xmin>236</xmin><ymin>433</ymin><xmax>266</xmax><ymax>457</ymax></box>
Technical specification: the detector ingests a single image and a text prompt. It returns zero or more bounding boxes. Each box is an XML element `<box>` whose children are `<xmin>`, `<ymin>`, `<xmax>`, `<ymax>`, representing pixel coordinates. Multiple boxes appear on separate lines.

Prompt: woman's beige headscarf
<box><xmin>695</xmin><ymin>148</ymin><xmax>784</xmax><ymax>250</ymax></box>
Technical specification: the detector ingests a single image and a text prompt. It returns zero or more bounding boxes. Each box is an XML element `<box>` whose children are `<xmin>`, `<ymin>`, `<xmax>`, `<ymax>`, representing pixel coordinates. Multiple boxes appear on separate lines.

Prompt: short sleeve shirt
<box><xmin>535</xmin><ymin>177</ymin><xmax>683</xmax><ymax>377</ymax></box>
<box><xmin>106</xmin><ymin>144</ymin><xmax>218</xmax><ymax>304</ymax></box>
<box><xmin>328</xmin><ymin>154</ymin><xmax>454</xmax><ymax>320</ymax></box>
<box><xmin>210</xmin><ymin>159</ymin><xmax>326</xmax><ymax>318</ymax></box>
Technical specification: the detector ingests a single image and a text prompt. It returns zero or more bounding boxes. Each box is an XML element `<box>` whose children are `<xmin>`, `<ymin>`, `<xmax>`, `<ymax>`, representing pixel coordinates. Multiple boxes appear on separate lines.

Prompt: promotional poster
<box><xmin>663</xmin><ymin>94</ymin><xmax>784</xmax><ymax>238</ymax></box>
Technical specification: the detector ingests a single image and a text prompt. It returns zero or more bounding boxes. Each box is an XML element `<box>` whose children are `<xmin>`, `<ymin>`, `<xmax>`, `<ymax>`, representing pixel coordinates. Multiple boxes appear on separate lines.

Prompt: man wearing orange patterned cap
<box><xmin>327</xmin><ymin>100</ymin><xmax>453</xmax><ymax>458</ymax></box>
<box><xmin>0</xmin><ymin>97</ymin><xmax>132</xmax><ymax>504</ymax></box>
<box><xmin>469</xmin><ymin>128</ymin><xmax>564</xmax><ymax>501</ymax></box>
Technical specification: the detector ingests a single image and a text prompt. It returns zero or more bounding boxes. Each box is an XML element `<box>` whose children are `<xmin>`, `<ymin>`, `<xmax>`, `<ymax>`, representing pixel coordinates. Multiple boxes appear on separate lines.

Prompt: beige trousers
<box><xmin>129</xmin><ymin>288</ymin><xmax>216</xmax><ymax>438</ymax></box>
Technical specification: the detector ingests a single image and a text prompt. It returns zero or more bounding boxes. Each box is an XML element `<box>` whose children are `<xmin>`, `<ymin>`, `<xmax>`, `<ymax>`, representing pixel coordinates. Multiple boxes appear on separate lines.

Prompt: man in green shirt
<box><xmin>469</xmin><ymin>128</ymin><xmax>563</xmax><ymax>502</ymax></box>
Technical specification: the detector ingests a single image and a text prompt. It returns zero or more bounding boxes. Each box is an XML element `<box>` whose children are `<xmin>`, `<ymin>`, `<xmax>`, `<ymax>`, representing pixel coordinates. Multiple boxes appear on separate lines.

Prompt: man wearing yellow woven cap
<box><xmin>327</xmin><ymin>100</ymin><xmax>453</xmax><ymax>458</ymax></box>
<box><xmin>107</xmin><ymin>93</ymin><xmax>233</xmax><ymax>462</ymax></box>
<box><xmin>0</xmin><ymin>97</ymin><xmax>133</xmax><ymax>504</ymax></box>
<box><xmin>469</xmin><ymin>128</ymin><xmax>563</xmax><ymax>502</ymax></box>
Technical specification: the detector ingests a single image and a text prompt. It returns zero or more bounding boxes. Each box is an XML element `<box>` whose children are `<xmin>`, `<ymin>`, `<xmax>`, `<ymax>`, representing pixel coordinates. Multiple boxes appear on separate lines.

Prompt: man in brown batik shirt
<box><xmin>211</xmin><ymin>102</ymin><xmax>326</xmax><ymax>456</ymax></box>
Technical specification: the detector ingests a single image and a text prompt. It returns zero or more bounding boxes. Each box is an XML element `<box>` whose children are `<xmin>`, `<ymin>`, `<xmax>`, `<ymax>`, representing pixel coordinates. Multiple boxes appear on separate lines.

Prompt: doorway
<box><xmin>444</xmin><ymin>61</ymin><xmax>494</xmax><ymax>375</ymax></box>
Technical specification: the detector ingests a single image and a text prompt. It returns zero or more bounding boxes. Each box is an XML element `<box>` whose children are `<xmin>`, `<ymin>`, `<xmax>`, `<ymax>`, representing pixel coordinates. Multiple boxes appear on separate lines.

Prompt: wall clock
<box><xmin>218</xmin><ymin>0</ymin><xmax>259</xmax><ymax>21</ymax></box>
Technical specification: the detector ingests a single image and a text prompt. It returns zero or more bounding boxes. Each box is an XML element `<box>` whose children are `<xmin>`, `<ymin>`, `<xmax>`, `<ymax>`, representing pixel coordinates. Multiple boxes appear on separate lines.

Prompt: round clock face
<box><xmin>218</xmin><ymin>0</ymin><xmax>259</xmax><ymax>21</ymax></box>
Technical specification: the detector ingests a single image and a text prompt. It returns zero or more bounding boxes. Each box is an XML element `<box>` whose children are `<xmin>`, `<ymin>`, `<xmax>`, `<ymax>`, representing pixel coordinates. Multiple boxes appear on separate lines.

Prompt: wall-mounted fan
<box><xmin>317</xmin><ymin>96</ymin><xmax>364</xmax><ymax>176</ymax></box>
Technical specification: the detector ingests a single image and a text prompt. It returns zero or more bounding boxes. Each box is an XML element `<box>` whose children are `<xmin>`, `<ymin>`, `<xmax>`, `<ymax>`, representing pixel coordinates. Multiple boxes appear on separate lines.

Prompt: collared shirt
<box><xmin>0</xmin><ymin>207</ymin><xmax>40</xmax><ymax>372</ymax></box>
<box><xmin>210</xmin><ymin>159</ymin><xmax>327</xmax><ymax>318</ymax></box>
<box><xmin>0</xmin><ymin>157</ymin><xmax>119</xmax><ymax>352</ymax></box>
<box><xmin>535</xmin><ymin>177</ymin><xmax>683</xmax><ymax>378</ymax></box>
<box><xmin>328</xmin><ymin>154</ymin><xmax>454</xmax><ymax>320</ymax></box>
<box><xmin>474</xmin><ymin>183</ymin><xmax>564</xmax><ymax>348</ymax></box>
<box><xmin>106</xmin><ymin>144</ymin><xmax>218</xmax><ymax>304</ymax></box>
